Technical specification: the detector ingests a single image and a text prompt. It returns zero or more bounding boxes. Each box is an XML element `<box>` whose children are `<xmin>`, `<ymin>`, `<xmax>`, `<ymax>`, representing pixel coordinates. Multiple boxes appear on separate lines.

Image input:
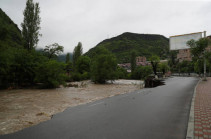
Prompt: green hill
<box><xmin>0</xmin><ymin>8</ymin><xmax>23</xmax><ymax>47</ymax></box>
<box><xmin>85</xmin><ymin>32</ymin><xmax>169</xmax><ymax>63</ymax></box>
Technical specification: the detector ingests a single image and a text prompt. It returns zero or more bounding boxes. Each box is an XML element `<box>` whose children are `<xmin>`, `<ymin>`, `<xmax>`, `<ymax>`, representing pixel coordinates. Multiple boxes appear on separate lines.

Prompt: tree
<box><xmin>43</xmin><ymin>43</ymin><xmax>64</xmax><ymax>59</ymax></box>
<box><xmin>149</xmin><ymin>55</ymin><xmax>160</xmax><ymax>78</ymax></box>
<box><xmin>66</xmin><ymin>53</ymin><xmax>70</xmax><ymax>64</ymax></box>
<box><xmin>159</xmin><ymin>62</ymin><xmax>169</xmax><ymax>76</ymax></box>
<box><xmin>76</xmin><ymin>56</ymin><xmax>91</xmax><ymax>74</ymax></box>
<box><xmin>194</xmin><ymin>59</ymin><xmax>204</xmax><ymax>76</ymax></box>
<box><xmin>130</xmin><ymin>51</ymin><xmax>136</xmax><ymax>73</ymax></box>
<box><xmin>65</xmin><ymin>53</ymin><xmax>72</xmax><ymax>76</ymax></box>
<box><xmin>205</xmin><ymin>52</ymin><xmax>211</xmax><ymax>76</ymax></box>
<box><xmin>187</xmin><ymin>38</ymin><xmax>208</xmax><ymax>60</ymax></box>
<box><xmin>91</xmin><ymin>47</ymin><xmax>117</xmax><ymax>84</ymax></box>
<box><xmin>73</xmin><ymin>42</ymin><xmax>83</xmax><ymax>67</ymax></box>
<box><xmin>21</xmin><ymin>0</ymin><xmax>41</xmax><ymax>50</ymax></box>
<box><xmin>187</xmin><ymin>38</ymin><xmax>208</xmax><ymax>76</ymax></box>
<box><xmin>116</xmin><ymin>66</ymin><xmax>128</xmax><ymax>79</ymax></box>
<box><xmin>133</xmin><ymin>66</ymin><xmax>152</xmax><ymax>80</ymax></box>
<box><xmin>35</xmin><ymin>60</ymin><xmax>66</xmax><ymax>88</ymax></box>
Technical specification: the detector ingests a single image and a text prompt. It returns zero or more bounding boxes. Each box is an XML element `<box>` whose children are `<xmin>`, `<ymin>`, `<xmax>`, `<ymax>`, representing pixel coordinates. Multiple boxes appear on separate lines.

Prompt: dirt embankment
<box><xmin>0</xmin><ymin>80</ymin><xmax>143</xmax><ymax>135</ymax></box>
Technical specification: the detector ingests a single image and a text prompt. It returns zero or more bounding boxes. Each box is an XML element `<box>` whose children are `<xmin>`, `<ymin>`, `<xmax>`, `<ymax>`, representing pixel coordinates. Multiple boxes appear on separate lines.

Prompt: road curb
<box><xmin>186</xmin><ymin>79</ymin><xmax>201</xmax><ymax>139</ymax></box>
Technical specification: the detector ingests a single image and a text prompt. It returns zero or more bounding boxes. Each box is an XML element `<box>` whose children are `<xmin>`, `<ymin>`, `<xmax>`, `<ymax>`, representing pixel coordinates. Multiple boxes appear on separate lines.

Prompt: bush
<box><xmin>81</xmin><ymin>72</ymin><xmax>90</xmax><ymax>80</ymax></box>
<box><xmin>35</xmin><ymin>60</ymin><xmax>66</xmax><ymax>88</ymax></box>
<box><xmin>132</xmin><ymin>66</ymin><xmax>152</xmax><ymax>80</ymax></box>
<box><xmin>70</xmin><ymin>72</ymin><xmax>82</xmax><ymax>81</ymax></box>
<box><xmin>116</xmin><ymin>66</ymin><xmax>128</xmax><ymax>79</ymax></box>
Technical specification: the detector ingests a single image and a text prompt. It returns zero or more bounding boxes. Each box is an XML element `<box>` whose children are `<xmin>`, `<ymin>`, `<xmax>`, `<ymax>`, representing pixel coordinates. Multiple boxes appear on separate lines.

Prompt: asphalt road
<box><xmin>0</xmin><ymin>77</ymin><xmax>198</xmax><ymax>139</ymax></box>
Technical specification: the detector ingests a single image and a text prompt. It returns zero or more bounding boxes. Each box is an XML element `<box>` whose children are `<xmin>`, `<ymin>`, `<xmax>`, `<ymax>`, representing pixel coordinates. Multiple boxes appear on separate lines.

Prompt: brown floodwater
<box><xmin>0</xmin><ymin>80</ymin><xmax>141</xmax><ymax>135</ymax></box>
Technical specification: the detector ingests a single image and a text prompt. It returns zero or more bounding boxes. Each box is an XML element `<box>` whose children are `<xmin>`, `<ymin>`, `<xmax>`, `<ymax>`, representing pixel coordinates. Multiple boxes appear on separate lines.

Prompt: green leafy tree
<box><xmin>65</xmin><ymin>53</ymin><xmax>72</xmax><ymax>76</ymax></box>
<box><xmin>205</xmin><ymin>52</ymin><xmax>211</xmax><ymax>76</ymax></box>
<box><xmin>0</xmin><ymin>44</ymin><xmax>17</xmax><ymax>88</ymax></box>
<box><xmin>187</xmin><ymin>38</ymin><xmax>208</xmax><ymax>60</ymax></box>
<box><xmin>35</xmin><ymin>60</ymin><xmax>66</xmax><ymax>88</ymax></box>
<box><xmin>76</xmin><ymin>56</ymin><xmax>91</xmax><ymax>74</ymax></box>
<box><xmin>130</xmin><ymin>51</ymin><xmax>136</xmax><ymax>73</ymax></box>
<box><xmin>91</xmin><ymin>47</ymin><xmax>117</xmax><ymax>83</ymax></box>
<box><xmin>73</xmin><ymin>42</ymin><xmax>83</xmax><ymax>67</ymax></box>
<box><xmin>21</xmin><ymin>0</ymin><xmax>41</xmax><ymax>50</ymax></box>
<box><xmin>133</xmin><ymin>66</ymin><xmax>152</xmax><ymax>80</ymax></box>
<box><xmin>179</xmin><ymin>61</ymin><xmax>194</xmax><ymax>75</ymax></box>
<box><xmin>168</xmin><ymin>50</ymin><xmax>179</xmax><ymax>73</ymax></box>
<box><xmin>159</xmin><ymin>62</ymin><xmax>169</xmax><ymax>75</ymax></box>
<box><xmin>194</xmin><ymin>59</ymin><xmax>204</xmax><ymax>76</ymax></box>
<box><xmin>66</xmin><ymin>53</ymin><xmax>70</xmax><ymax>63</ymax></box>
<box><xmin>43</xmin><ymin>43</ymin><xmax>64</xmax><ymax>59</ymax></box>
<box><xmin>149</xmin><ymin>55</ymin><xmax>160</xmax><ymax>77</ymax></box>
<box><xmin>116</xmin><ymin>66</ymin><xmax>128</xmax><ymax>79</ymax></box>
<box><xmin>187</xmin><ymin>38</ymin><xmax>208</xmax><ymax>75</ymax></box>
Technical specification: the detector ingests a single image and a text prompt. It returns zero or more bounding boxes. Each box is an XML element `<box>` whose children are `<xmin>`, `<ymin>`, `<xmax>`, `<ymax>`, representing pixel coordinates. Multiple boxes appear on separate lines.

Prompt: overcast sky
<box><xmin>0</xmin><ymin>0</ymin><xmax>211</xmax><ymax>53</ymax></box>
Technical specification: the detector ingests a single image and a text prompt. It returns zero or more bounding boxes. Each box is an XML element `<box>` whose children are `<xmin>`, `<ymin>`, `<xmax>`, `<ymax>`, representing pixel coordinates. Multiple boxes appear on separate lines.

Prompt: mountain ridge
<box><xmin>85</xmin><ymin>32</ymin><xmax>169</xmax><ymax>63</ymax></box>
<box><xmin>0</xmin><ymin>8</ymin><xmax>23</xmax><ymax>47</ymax></box>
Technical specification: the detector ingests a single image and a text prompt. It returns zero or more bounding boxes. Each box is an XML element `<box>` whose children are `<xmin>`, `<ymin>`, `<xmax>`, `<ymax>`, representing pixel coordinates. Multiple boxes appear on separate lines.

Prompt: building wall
<box><xmin>136</xmin><ymin>56</ymin><xmax>146</xmax><ymax>63</ymax></box>
<box><xmin>177</xmin><ymin>49</ymin><xmax>192</xmax><ymax>62</ymax></box>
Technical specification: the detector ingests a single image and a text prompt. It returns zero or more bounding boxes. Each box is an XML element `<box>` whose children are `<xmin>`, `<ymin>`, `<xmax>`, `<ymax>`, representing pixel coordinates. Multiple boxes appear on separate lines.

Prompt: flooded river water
<box><xmin>0</xmin><ymin>80</ymin><xmax>142</xmax><ymax>135</ymax></box>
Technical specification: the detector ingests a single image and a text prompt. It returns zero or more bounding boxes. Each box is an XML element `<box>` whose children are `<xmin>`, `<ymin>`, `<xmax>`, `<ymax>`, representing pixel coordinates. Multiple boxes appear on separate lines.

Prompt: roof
<box><xmin>170</xmin><ymin>32</ymin><xmax>203</xmax><ymax>38</ymax></box>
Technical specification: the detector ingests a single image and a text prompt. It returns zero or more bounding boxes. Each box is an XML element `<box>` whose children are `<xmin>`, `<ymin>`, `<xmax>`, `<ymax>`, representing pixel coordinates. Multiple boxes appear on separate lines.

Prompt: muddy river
<box><xmin>0</xmin><ymin>80</ymin><xmax>143</xmax><ymax>135</ymax></box>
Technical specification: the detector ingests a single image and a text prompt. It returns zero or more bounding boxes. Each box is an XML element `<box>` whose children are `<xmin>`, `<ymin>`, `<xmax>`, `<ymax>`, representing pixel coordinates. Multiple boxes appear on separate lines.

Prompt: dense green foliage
<box><xmin>116</xmin><ymin>66</ymin><xmax>128</xmax><ymax>79</ymax></box>
<box><xmin>0</xmin><ymin>8</ymin><xmax>23</xmax><ymax>47</ymax></box>
<box><xmin>66</xmin><ymin>53</ymin><xmax>70</xmax><ymax>63</ymax></box>
<box><xmin>65</xmin><ymin>53</ymin><xmax>72</xmax><ymax>77</ymax></box>
<box><xmin>205</xmin><ymin>52</ymin><xmax>211</xmax><ymax>76</ymax></box>
<box><xmin>70</xmin><ymin>56</ymin><xmax>91</xmax><ymax>81</ymax></box>
<box><xmin>90</xmin><ymin>47</ymin><xmax>117</xmax><ymax>83</ymax></box>
<box><xmin>85</xmin><ymin>32</ymin><xmax>169</xmax><ymax>63</ymax></box>
<box><xmin>0</xmin><ymin>8</ymin><xmax>25</xmax><ymax>88</ymax></box>
<box><xmin>21</xmin><ymin>0</ymin><xmax>41</xmax><ymax>50</ymax></box>
<box><xmin>176</xmin><ymin>61</ymin><xmax>194</xmax><ymax>74</ymax></box>
<box><xmin>149</xmin><ymin>55</ymin><xmax>160</xmax><ymax>76</ymax></box>
<box><xmin>73</xmin><ymin>42</ymin><xmax>83</xmax><ymax>68</ymax></box>
<box><xmin>132</xmin><ymin>66</ymin><xmax>152</xmax><ymax>80</ymax></box>
<box><xmin>159</xmin><ymin>62</ymin><xmax>170</xmax><ymax>75</ymax></box>
<box><xmin>187</xmin><ymin>38</ymin><xmax>209</xmax><ymax>75</ymax></box>
<box><xmin>35</xmin><ymin>60</ymin><xmax>66</xmax><ymax>88</ymax></box>
<box><xmin>130</xmin><ymin>51</ymin><xmax>136</xmax><ymax>73</ymax></box>
<box><xmin>0</xmin><ymin>5</ymin><xmax>66</xmax><ymax>88</ymax></box>
<box><xmin>76</xmin><ymin>56</ymin><xmax>91</xmax><ymax>74</ymax></box>
<box><xmin>187</xmin><ymin>38</ymin><xmax>208</xmax><ymax>61</ymax></box>
<box><xmin>0</xmin><ymin>43</ymin><xmax>49</xmax><ymax>88</ymax></box>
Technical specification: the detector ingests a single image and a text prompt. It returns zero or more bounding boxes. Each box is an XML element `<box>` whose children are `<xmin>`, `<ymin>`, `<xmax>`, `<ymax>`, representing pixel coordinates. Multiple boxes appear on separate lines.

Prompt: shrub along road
<box><xmin>0</xmin><ymin>77</ymin><xmax>198</xmax><ymax>139</ymax></box>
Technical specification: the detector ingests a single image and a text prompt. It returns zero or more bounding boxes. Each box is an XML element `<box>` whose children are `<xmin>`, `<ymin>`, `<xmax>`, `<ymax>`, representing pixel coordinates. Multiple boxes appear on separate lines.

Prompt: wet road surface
<box><xmin>0</xmin><ymin>77</ymin><xmax>198</xmax><ymax>139</ymax></box>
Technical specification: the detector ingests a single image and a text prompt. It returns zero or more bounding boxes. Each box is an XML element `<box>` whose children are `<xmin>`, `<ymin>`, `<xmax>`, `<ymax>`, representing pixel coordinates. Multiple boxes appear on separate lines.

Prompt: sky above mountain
<box><xmin>0</xmin><ymin>0</ymin><xmax>210</xmax><ymax>53</ymax></box>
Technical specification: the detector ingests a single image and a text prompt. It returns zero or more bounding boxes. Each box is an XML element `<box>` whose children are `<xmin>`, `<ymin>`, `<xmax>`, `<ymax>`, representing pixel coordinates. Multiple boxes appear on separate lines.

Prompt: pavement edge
<box><xmin>186</xmin><ymin>78</ymin><xmax>201</xmax><ymax>139</ymax></box>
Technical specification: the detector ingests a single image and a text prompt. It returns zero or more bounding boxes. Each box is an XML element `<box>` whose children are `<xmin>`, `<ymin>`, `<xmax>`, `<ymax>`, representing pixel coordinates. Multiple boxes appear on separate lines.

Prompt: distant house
<box><xmin>118</xmin><ymin>56</ymin><xmax>150</xmax><ymax>72</ymax></box>
<box><xmin>177</xmin><ymin>49</ymin><xmax>192</xmax><ymax>62</ymax></box>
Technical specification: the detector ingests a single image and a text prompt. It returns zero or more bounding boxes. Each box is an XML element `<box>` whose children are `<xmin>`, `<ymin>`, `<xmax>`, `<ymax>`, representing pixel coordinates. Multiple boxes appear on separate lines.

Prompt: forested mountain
<box><xmin>85</xmin><ymin>32</ymin><xmax>169</xmax><ymax>63</ymax></box>
<box><xmin>0</xmin><ymin>7</ymin><xmax>67</xmax><ymax>88</ymax></box>
<box><xmin>0</xmin><ymin>8</ymin><xmax>23</xmax><ymax>47</ymax></box>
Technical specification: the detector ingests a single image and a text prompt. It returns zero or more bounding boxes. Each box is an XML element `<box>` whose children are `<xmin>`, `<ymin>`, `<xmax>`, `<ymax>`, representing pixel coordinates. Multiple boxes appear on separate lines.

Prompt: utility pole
<box><xmin>203</xmin><ymin>31</ymin><xmax>207</xmax><ymax>81</ymax></box>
